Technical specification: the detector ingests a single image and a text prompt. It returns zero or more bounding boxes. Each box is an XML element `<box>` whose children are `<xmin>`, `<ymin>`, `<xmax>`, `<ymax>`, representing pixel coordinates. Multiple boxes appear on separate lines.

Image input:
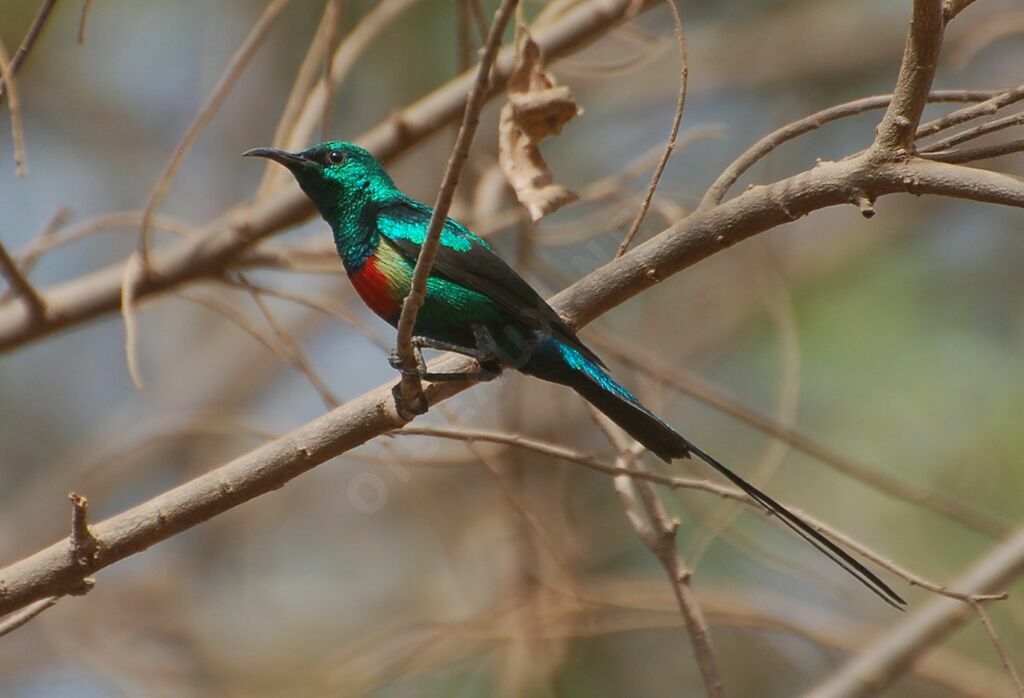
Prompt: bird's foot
<box><xmin>387</xmin><ymin>346</ymin><xmax>426</xmax><ymax>378</ymax></box>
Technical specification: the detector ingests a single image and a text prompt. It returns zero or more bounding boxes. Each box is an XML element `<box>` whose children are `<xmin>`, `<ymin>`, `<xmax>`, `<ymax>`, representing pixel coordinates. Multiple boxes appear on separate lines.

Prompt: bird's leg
<box><xmin>388</xmin><ymin>329</ymin><xmax>503</xmax><ymax>383</ymax></box>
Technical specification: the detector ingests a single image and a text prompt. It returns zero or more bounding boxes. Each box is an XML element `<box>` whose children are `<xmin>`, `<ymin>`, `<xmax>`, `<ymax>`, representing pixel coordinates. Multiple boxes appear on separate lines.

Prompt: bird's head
<box><xmin>243</xmin><ymin>140</ymin><xmax>396</xmax><ymax>212</ymax></box>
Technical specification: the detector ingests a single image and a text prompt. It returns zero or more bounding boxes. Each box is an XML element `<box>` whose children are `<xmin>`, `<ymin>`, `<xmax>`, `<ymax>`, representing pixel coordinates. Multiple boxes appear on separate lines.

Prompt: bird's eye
<box><xmin>326</xmin><ymin>150</ymin><xmax>346</xmax><ymax>165</ymax></box>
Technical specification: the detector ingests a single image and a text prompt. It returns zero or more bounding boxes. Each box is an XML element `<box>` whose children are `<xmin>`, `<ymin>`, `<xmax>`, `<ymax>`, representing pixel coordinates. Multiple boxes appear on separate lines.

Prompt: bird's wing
<box><xmin>376</xmin><ymin>198</ymin><xmax>605</xmax><ymax>367</ymax></box>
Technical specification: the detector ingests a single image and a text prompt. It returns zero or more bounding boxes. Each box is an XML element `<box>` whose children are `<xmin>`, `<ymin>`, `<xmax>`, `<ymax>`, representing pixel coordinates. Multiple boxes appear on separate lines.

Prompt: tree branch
<box><xmin>0</xmin><ymin>0</ymin><xmax>59</xmax><ymax>105</ymax></box>
<box><xmin>0</xmin><ymin>240</ymin><xmax>46</xmax><ymax>320</ymax></box>
<box><xmin>0</xmin><ymin>0</ymin><xmax>661</xmax><ymax>353</ymax></box>
<box><xmin>392</xmin><ymin>0</ymin><xmax>518</xmax><ymax>415</ymax></box>
<box><xmin>872</xmin><ymin>0</ymin><xmax>946</xmax><ymax>155</ymax></box>
<box><xmin>805</xmin><ymin>525</ymin><xmax>1024</xmax><ymax>698</ymax></box>
<box><xmin>2</xmin><ymin>151</ymin><xmax>1023</xmax><ymax>617</ymax></box>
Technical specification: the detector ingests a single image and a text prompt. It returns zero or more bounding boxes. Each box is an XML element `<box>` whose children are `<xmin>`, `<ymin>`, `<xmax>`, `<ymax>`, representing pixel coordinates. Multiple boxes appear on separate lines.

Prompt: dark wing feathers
<box><xmin>377</xmin><ymin>199</ymin><xmax>606</xmax><ymax>367</ymax></box>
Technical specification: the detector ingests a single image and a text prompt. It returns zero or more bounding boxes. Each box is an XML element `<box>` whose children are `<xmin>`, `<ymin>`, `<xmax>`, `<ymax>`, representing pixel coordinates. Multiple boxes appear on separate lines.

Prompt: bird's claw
<box><xmin>387</xmin><ymin>347</ymin><xmax>424</xmax><ymax>378</ymax></box>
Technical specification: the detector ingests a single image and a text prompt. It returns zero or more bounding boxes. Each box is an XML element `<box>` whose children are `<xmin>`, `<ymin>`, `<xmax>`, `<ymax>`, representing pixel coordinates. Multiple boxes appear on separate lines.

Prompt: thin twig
<box><xmin>616</xmin><ymin>0</ymin><xmax>686</xmax><ymax>257</ymax></box>
<box><xmin>0</xmin><ymin>0</ymin><xmax>666</xmax><ymax>353</ymax></box>
<box><xmin>595</xmin><ymin>412</ymin><xmax>722</xmax><ymax>697</ymax></box>
<box><xmin>923</xmin><ymin>137</ymin><xmax>1024</xmax><ymax>163</ymax></box>
<box><xmin>68</xmin><ymin>492</ymin><xmax>98</xmax><ymax>567</ymax></box>
<box><xmin>276</xmin><ymin>0</ymin><xmax>423</xmax><ymax>162</ymax></box>
<box><xmin>922</xmin><ymin>109</ymin><xmax>1024</xmax><ymax>152</ymax></box>
<box><xmin>589</xmin><ymin>330</ymin><xmax>1010</xmax><ymax>538</ymax></box>
<box><xmin>123</xmin><ymin>0</ymin><xmax>290</xmax><ymax>389</ymax></box>
<box><xmin>0</xmin><ymin>35</ymin><xmax>28</xmax><ymax>176</ymax></box>
<box><xmin>319</xmin><ymin>0</ymin><xmax>344</xmax><ymax>141</ymax></box>
<box><xmin>0</xmin><ymin>240</ymin><xmax>46</xmax><ymax>319</ymax></box>
<box><xmin>0</xmin><ymin>206</ymin><xmax>69</xmax><ymax>305</ymax></box>
<box><xmin>0</xmin><ymin>596</ymin><xmax>60</xmax><ymax>639</ymax></box>
<box><xmin>255</xmin><ymin>2</ymin><xmax>337</xmax><ymax>197</ymax></box>
<box><xmin>136</xmin><ymin>0</ymin><xmax>290</xmax><ymax>264</ymax></box>
<box><xmin>392</xmin><ymin>0</ymin><xmax>519</xmax><ymax>415</ymax></box>
<box><xmin>917</xmin><ymin>84</ymin><xmax>1024</xmax><ymax>141</ymax></box>
<box><xmin>971</xmin><ymin>600</ymin><xmax>1024</xmax><ymax>698</ymax></box>
<box><xmin>700</xmin><ymin>90</ymin><xmax>996</xmax><ymax>209</ymax></box>
<box><xmin>234</xmin><ymin>273</ymin><xmax>341</xmax><ymax>408</ymax></box>
<box><xmin>0</xmin><ymin>0</ymin><xmax>59</xmax><ymax>104</ymax></box>
<box><xmin>78</xmin><ymin>0</ymin><xmax>95</xmax><ymax>44</ymax></box>
<box><xmin>806</xmin><ymin>526</ymin><xmax>1024</xmax><ymax>698</ymax></box>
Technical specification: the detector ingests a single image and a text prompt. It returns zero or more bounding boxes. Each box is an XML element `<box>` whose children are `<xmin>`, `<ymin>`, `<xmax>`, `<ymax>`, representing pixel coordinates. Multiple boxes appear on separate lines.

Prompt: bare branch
<box><xmin>392</xmin><ymin>0</ymin><xmax>519</xmax><ymax>415</ymax></box>
<box><xmin>0</xmin><ymin>0</ymin><xmax>59</xmax><ymax>104</ymax></box>
<box><xmin>805</xmin><ymin>526</ymin><xmax>1024</xmax><ymax>698</ymax></box>
<box><xmin>872</xmin><ymin>0</ymin><xmax>946</xmax><ymax>155</ymax></box>
<box><xmin>596</xmin><ymin>414</ymin><xmax>722</xmax><ymax>698</ymax></box>
<box><xmin>616</xmin><ymin>0</ymin><xmax>687</xmax><ymax>257</ymax></box>
<box><xmin>0</xmin><ymin>240</ymin><xmax>46</xmax><ymax>320</ymax></box>
<box><xmin>700</xmin><ymin>90</ymin><xmax>997</xmax><ymax>209</ymax></box>
<box><xmin>137</xmin><ymin>0</ymin><xmax>290</xmax><ymax>264</ymax></box>
<box><xmin>262</xmin><ymin>0</ymin><xmax>425</xmax><ymax>194</ymax></box>
<box><xmin>78</xmin><ymin>0</ymin><xmax>95</xmax><ymax>44</ymax></box>
<box><xmin>922</xmin><ymin>109</ymin><xmax>1024</xmax><ymax>152</ymax></box>
<box><xmin>923</xmin><ymin>137</ymin><xmax>1024</xmax><ymax>164</ymax></box>
<box><xmin>0</xmin><ymin>0</ymin><xmax>661</xmax><ymax>353</ymax></box>
<box><xmin>970</xmin><ymin>601</ymin><xmax>1024</xmax><ymax>698</ymax></box>
<box><xmin>0</xmin><ymin>596</ymin><xmax>59</xmax><ymax>639</ymax></box>
<box><xmin>0</xmin><ymin>34</ymin><xmax>28</xmax><ymax>176</ymax></box>
<box><xmin>917</xmin><ymin>84</ymin><xmax>1024</xmax><ymax>140</ymax></box>
<box><xmin>591</xmin><ymin>330</ymin><xmax>1010</xmax><ymax>538</ymax></box>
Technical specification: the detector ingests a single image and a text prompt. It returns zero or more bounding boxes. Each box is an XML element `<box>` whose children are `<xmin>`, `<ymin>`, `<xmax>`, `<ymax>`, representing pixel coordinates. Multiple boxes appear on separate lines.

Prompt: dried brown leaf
<box><xmin>498</xmin><ymin>31</ymin><xmax>580</xmax><ymax>221</ymax></box>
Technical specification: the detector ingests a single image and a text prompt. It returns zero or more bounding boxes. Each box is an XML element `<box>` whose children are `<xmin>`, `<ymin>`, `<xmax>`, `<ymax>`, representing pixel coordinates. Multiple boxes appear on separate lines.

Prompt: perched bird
<box><xmin>244</xmin><ymin>140</ymin><xmax>904</xmax><ymax>608</ymax></box>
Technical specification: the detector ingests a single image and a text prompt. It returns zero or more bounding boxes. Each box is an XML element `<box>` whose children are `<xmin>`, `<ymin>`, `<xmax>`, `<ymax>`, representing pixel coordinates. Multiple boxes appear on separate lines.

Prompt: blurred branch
<box><xmin>0</xmin><ymin>240</ymin><xmax>46</xmax><ymax>320</ymax></box>
<box><xmin>0</xmin><ymin>34</ymin><xmax>28</xmax><ymax>176</ymax></box>
<box><xmin>3</xmin><ymin>150</ymin><xmax>1024</xmax><ymax>617</ymax></box>
<box><xmin>3</xmin><ymin>2</ymin><xmax>1024</xmax><ymax>648</ymax></box>
<box><xmin>597</xmin><ymin>414</ymin><xmax>722</xmax><ymax>698</ymax></box>
<box><xmin>0</xmin><ymin>595</ymin><xmax>59</xmax><ymax>639</ymax></box>
<box><xmin>258</xmin><ymin>0</ymin><xmax>423</xmax><ymax>195</ymax></box>
<box><xmin>135</xmin><ymin>0</ymin><xmax>291</xmax><ymax>263</ymax></box>
<box><xmin>0</xmin><ymin>0</ymin><xmax>59</xmax><ymax>105</ymax></box>
<box><xmin>124</xmin><ymin>0</ymin><xmax>290</xmax><ymax>390</ymax></box>
<box><xmin>970</xmin><ymin>601</ymin><xmax>1024</xmax><ymax>698</ymax></box>
<box><xmin>591</xmin><ymin>330</ymin><xmax>1010</xmax><ymax>538</ymax></box>
<box><xmin>0</xmin><ymin>0</ymin><xmax>662</xmax><ymax>353</ymax></box>
<box><xmin>806</xmin><ymin>525</ymin><xmax>1024</xmax><ymax>698</ymax></box>
<box><xmin>78</xmin><ymin>0</ymin><xmax>94</xmax><ymax>44</ymax></box>
<box><xmin>615</xmin><ymin>0</ymin><xmax>686</xmax><ymax>257</ymax></box>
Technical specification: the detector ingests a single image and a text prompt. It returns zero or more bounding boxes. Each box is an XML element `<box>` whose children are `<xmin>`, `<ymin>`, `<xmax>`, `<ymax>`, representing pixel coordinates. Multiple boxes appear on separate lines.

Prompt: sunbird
<box><xmin>244</xmin><ymin>140</ymin><xmax>904</xmax><ymax>608</ymax></box>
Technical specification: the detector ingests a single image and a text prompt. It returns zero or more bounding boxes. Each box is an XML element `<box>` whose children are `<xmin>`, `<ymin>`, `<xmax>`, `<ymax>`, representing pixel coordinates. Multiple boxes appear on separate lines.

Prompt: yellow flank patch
<box><xmin>374</xmin><ymin>240</ymin><xmax>413</xmax><ymax>297</ymax></box>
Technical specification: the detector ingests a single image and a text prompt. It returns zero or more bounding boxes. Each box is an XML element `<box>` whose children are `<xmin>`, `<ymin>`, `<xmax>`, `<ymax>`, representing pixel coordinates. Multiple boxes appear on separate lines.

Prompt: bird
<box><xmin>244</xmin><ymin>140</ymin><xmax>905</xmax><ymax>609</ymax></box>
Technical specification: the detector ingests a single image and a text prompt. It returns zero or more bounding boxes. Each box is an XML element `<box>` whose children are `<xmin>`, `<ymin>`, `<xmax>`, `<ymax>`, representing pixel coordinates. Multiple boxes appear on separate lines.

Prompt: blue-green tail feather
<box><xmin>521</xmin><ymin>337</ymin><xmax>906</xmax><ymax>609</ymax></box>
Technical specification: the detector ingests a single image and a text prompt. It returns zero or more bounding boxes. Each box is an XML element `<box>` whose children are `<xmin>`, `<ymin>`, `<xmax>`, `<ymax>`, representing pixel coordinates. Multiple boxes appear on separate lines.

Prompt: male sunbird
<box><xmin>244</xmin><ymin>141</ymin><xmax>904</xmax><ymax>608</ymax></box>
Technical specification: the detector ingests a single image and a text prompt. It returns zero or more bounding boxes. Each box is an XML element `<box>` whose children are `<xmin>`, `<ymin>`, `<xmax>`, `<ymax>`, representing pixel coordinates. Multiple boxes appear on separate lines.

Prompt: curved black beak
<box><xmin>242</xmin><ymin>147</ymin><xmax>308</xmax><ymax>170</ymax></box>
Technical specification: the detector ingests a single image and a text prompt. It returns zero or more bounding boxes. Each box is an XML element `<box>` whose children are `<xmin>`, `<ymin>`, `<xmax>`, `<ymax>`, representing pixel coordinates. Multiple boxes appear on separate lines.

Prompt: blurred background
<box><xmin>1</xmin><ymin>0</ymin><xmax>1023</xmax><ymax>696</ymax></box>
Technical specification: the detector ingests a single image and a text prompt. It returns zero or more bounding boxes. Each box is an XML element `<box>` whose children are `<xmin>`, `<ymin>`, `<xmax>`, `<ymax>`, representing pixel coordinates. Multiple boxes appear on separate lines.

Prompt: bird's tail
<box><xmin>522</xmin><ymin>338</ymin><xmax>906</xmax><ymax>609</ymax></box>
